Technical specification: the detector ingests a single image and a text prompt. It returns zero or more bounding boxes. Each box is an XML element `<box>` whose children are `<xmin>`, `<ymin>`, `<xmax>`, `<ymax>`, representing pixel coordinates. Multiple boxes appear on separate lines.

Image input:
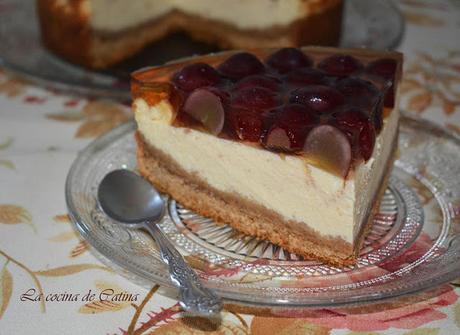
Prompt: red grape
<box><xmin>266</xmin><ymin>48</ymin><xmax>313</xmax><ymax>74</ymax></box>
<box><xmin>218</xmin><ymin>52</ymin><xmax>265</xmax><ymax>80</ymax></box>
<box><xmin>172</xmin><ymin>63</ymin><xmax>220</xmax><ymax>91</ymax></box>
<box><xmin>290</xmin><ymin>85</ymin><xmax>345</xmax><ymax>113</ymax></box>
<box><xmin>235</xmin><ymin>75</ymin><xmax>281</xmax><ymax>92</ymax></box>
<box><xmin>232</xmin><ymin>87</ymin><xmax>279</xmax><ymax>112</ymax></box>
<box><xmin>318</xmin><ymin>54</ymin><xmax>363</xmax><ymax>76</ymax></box>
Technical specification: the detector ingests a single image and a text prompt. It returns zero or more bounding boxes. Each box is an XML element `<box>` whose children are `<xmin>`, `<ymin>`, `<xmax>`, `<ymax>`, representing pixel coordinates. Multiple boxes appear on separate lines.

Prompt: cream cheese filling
<box><xmin>82</xmin><ymin>0</ymin><xmax>335</xmax><ymax>32</ymax></box>
<box><xmin>134</xmin><ymin>98</ymin><xmax>358</xmax><ymax>243</ymax></box>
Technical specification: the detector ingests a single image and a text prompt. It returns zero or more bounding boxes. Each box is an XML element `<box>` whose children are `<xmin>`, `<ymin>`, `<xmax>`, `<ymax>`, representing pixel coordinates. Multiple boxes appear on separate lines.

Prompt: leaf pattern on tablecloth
<box><xmin>79</xmin><ymin>300</ymin><xmax>127</xmax><ymax>314</ymax></box>
<box><xmin>401</xmin><ymin>11</ymin><xmax>444</xmax><ymax>27</ymax></box>
<box><xmin>115</xmin><ymin>287</ymin><xmax>183</xmax><ymax>335</ymax></box>
<box><xmin>0</xmin><ymin>137</ymin><xmax>15</xmax><ymax>170</ymax></box>
<box><xmin>78</xmin><ymin>281</ymin><xmax>132</xmax><ymax>314</ymax></box>
<box><xmin>401</xmin><ymin>78</ymin><xmax>424</xmax><ymax>94</ymax></box>
<box><xmin>400</xmin><ymin>0</ymin><xmax>448</xmax><ymax>11</ymax></box>
<box><xmin>0</xmin><ymin>137</ymin><xmax>13</xmax><ymax>151</ymax></box>
<box><xmin>53</xmin><ymin>214</ymin><xmax>71</xmax><ymax>223</ymax></box>
<box><xmin>442</xmin><ymin>100</ymin><xmax>456</xmax><ymax>115</ymax></box>
<box><xmin>46</xmin><ymin>110</ymin><xmax>85</xmax><ymax>122</ymax></box>
<box><xmin>70</xmin><ymin>240</ymin><xmax>89</xmax><ymax>258</ymax></box>
<box><xmin>399</xmin><ymin>0</ymin><xmax>447</xmax><ymax>26</ymax></box>
<box><xmin>63</xmin><ymin>98</ymin><xmax>81</xmax><ymax>108</ymax></box>
<box><xmin>402</xmin><ymin>51</ymin><xmax>460</xmax><ymax>115</ymax></box>
<box><xmin>251</xmin><ymin>317</ymin><xmax>331</xmax><ymax>335</ymax></box>
<box><xmin>0</xmin><ymin>249</ymin><xmax>46</xmax><ymax>313</ymax></box>
<box><xmin>46</xmin><ymin>100</ymin><xmax>130</xmax><ymax>139</ymax></box>
<box><xmin>408</xmin><ymin>92</ymin><xmax>433</xmax><ymax>113</ymax></box>
<box><xmin>0</xmin><ymin>73</ymin><xmax>28</xmax><ymax>98</ymax></box>
<box><xmin>0</xmin><ymin>205</ymin><xmax>33</xmax><ymax>230</ymax></box>
<box><xmin>0</xmin><ymin>264</ymin><xmax>13</xmax><ymax>319</ymax></box>
<box><xmin>51</xmin><ymin>213</ymin><xmax>89</xmax><ymax>257</ymax></box>
<box><xmin>48</xmin><ymin>231</ymin><xmax>78</xmax><ymax>242</ymax></box>
<box><xmin>23</xmin><ymin>95</ymin><xmax>47</xmax><ymax>105</ymax></box>
<box><xmin>34</xmin><ymin>264</ymin><xmax>112</xmax><ymax>277</ymax></box>
<box><xmin>76</xmin><ymin>100</ymin><xmax>130</xmax><ymax>138</ymax></box>
<box><xmin>0</xmin><ymin>160</ymin><xmax>14</xmax><ymax>170</ymax></box>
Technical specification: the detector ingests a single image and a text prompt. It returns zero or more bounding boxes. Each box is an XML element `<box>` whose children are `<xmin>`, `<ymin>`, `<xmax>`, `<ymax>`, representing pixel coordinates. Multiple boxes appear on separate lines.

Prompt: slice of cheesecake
<box><xmin>37</xmin><ymin>0</ymin><xmax>343</xmax><ymax>69</ymax></box>
<box><xmin>131</xmin><ymin>47</ymin><xmax>402</xmax><ymax>266</ymax></box>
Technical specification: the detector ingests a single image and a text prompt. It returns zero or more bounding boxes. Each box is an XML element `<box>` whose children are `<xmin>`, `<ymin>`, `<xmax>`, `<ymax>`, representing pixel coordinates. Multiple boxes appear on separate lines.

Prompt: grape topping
<box><xmin>166</xmin><ymin>48</ymin><xmax>398</xmax><ymax>175</ymax></box>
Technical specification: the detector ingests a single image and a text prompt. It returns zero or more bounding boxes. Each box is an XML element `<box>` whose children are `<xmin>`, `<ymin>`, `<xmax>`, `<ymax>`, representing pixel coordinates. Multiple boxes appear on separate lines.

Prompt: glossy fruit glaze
<box><xmin>132</xmin><ymin>47</ymin><xmax>401</xmax><ymax>177</ymax></box>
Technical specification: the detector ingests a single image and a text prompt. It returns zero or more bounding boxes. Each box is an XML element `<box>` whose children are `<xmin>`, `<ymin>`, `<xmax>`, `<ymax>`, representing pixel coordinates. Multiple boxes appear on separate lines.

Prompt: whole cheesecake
<box><xmin>37</xmin><ymin>0</ymin><xmax>343</xmax><ymax>69</ymax></box>
<box><xmin>131</xmin><ymin>47</ymin><xmax>402</xmax><ymax>266</ymax></box>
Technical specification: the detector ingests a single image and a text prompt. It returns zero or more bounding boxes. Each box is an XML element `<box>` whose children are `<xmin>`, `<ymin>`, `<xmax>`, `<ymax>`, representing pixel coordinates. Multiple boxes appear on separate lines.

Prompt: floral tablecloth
<box><xmin>1</xmin><ymin>1</ymin><xmax>460</xmax><ymax>334</ymax></box>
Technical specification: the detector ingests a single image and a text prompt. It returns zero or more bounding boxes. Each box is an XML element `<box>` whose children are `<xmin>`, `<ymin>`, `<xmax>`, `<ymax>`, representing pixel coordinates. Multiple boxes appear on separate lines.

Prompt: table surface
<box><xmin>1</xmin><ymin>1</ymin><xmax>460</xmax><ymax>334</ymax></box>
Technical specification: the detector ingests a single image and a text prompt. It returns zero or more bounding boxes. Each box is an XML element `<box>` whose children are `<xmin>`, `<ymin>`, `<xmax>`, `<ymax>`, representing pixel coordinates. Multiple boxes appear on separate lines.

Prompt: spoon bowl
<box><xmin>97</xmin><ymin>169</ymin><xmax>164</xmax><ymax>226</ymax></box>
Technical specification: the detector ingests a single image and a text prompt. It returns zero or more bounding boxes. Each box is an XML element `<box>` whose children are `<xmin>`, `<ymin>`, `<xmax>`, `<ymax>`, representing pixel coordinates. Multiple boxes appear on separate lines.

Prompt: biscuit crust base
<box><xmin>37</xmin><ymin>0</ymin><xmax>343</xmax><ymax>69</ymax></box>
<box><xmin>135</xmin><ymin>131</ymin><xmax>392</xmax><ymax>267</ymax></box>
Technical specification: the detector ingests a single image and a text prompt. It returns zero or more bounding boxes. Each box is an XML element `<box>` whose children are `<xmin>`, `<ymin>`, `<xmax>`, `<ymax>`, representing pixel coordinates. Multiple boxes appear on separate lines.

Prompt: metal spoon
<box><xmin>97</xmin><ymin>169</ymin><xmax>222</xmax><ymax>316</ymax></box>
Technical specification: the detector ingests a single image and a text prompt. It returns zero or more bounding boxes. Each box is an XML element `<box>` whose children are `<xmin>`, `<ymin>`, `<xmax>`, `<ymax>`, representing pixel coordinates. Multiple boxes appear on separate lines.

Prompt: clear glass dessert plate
<box><xmin>66</xmin><ymin>114</ymin><xmax>460</xmax><ymax>308</ymax></box>
<box><xmin>0</xmin><ymin>0</ymin><xmax>404</xmax><ymax>100</ymax></box>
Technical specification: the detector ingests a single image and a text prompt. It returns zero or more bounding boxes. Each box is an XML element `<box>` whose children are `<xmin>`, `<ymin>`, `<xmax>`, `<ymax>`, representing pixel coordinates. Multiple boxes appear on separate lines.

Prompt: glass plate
<box><xmin>66</xmin><ymin>115</ymin><xmax>460</xmax><ymax>308</ymax></box>
<box><xmin>0</xmin><ymin>0</ymin><xmax>403</xmax><ymax>100</ymax></box>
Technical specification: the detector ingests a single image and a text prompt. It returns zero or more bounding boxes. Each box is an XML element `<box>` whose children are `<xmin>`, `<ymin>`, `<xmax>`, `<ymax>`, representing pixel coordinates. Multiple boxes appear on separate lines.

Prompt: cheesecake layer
<box><xmin>134</xmin><ymin>96</ymin><xmax>399</xmax><ymax>249</ymax></box>
<box><xmin>37</xmin><ymin>0</ymin><xmax>342</xmax><ymax>69</ymax></box>
<box><xmin>88</xmin><ymin>0</ymin><xmax>342</xmax><ymax>32</ymax></box>
<box><xmin>136</xmin><ymin>131</ymin><xmax>359</xmax><ymax>265</ymax></box>
<box><xmin>135</xmin><ymin>98</ymin><xmax>354</xmax><ymax>243</ymax></box>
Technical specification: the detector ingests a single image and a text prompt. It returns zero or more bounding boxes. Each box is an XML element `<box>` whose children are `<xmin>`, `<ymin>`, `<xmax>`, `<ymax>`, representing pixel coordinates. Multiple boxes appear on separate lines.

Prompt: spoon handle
<box><xmin>144</xmin><ymin>222</ymin><xmax>222</xmax><ymax>316</ymax></box>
